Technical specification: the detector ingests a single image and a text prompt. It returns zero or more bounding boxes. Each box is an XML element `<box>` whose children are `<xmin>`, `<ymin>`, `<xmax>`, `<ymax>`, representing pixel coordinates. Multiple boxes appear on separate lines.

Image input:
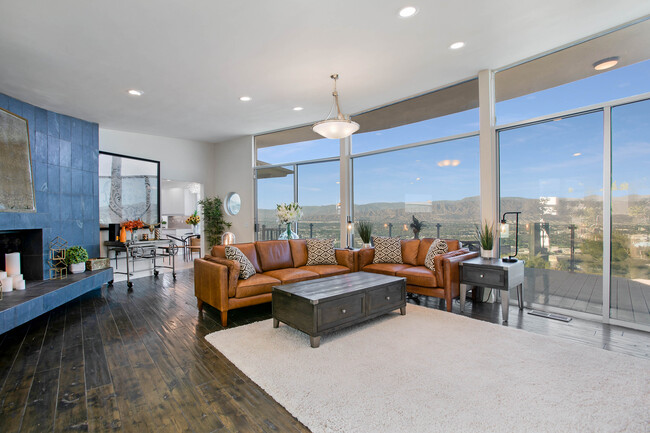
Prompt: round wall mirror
<box><xmin>225</xmin><ymin>192</ymin><xmax>241</xmax><ymax>216</ymax></box>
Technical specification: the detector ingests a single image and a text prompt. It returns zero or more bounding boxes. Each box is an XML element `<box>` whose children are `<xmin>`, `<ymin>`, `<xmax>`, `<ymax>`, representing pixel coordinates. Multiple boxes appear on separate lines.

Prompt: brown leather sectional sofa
<box><xmin>194</xmin><ymin>240</ymin><xmax>355</xmax><ymax>326</ymax></box>
<box><xmin>358</xmin><ymin>239</ymin><xmax>477</xmax><ymax>311</ymax></box>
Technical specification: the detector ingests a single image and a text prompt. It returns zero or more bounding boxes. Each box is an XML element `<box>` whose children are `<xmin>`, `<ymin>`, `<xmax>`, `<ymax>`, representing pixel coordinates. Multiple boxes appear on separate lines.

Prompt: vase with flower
<box><xmin>122</xmin><ymin>219</ymin><xmax>144</xmax><ymax>242</ymax></box>
<box><xmin>276</xmin><ymin>202</ymin><xmax>303</xmax><ymax>240</ymax></box>
<box><xmin>186</xmin><ymin>211</ymin><xmax>201</xmax><ymax>234</ymax></box>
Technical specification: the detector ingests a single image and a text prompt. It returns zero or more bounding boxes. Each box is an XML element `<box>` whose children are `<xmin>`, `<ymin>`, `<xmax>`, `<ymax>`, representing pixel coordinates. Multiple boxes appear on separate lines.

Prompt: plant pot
<box><xmin>362</xmin><ymin>243</ymin><xmax>372</xmax><ymax>249</ymax></box>
<box><xmin>480</xmin><ymin>248</ymin><xmax>495</xmax><ymax>259</ymax></box>
<box><xmin>69</xmin><ymin>262</ymin><xmax>86</xmax><ymax>274</ymax></box>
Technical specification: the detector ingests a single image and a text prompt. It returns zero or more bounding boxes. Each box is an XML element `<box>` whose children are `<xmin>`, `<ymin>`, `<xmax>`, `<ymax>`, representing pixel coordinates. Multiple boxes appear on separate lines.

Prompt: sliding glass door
<box><xmin>610</xmin><ymin>98</ymin><xmax>650</xmax><ymax>326</ymax></box>
<box><xmin>499</xmin><ymin>112</ymin><xmax>604</xmax><ymax>315</ymax></box>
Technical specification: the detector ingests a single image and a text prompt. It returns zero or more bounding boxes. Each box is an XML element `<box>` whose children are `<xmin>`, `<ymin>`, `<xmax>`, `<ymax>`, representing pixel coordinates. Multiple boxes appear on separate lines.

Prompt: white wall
<box><xmin>99</xmin><ymin>128</ymin><xmax>216</xmax><ymax>197</ymax></box>
<box><xmin>213</xmin><ymin>135</ymin><xmax>255</xmax><ymax>243</ymax></box>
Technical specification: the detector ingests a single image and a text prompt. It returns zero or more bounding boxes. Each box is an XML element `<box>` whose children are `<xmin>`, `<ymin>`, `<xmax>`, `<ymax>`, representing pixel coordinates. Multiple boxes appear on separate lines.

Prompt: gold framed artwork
<box><xmin>0</xmin><ymin>107</ymin><xmax>36</xmax><ymax>212</ymax></box>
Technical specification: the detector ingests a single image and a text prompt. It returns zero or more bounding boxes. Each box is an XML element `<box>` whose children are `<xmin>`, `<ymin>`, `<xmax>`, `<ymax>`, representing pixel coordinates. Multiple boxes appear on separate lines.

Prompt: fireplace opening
<box><xmin>0</xmin><ymin>229</ymin><xmax>44</xmax><ymax>280</ymax></box>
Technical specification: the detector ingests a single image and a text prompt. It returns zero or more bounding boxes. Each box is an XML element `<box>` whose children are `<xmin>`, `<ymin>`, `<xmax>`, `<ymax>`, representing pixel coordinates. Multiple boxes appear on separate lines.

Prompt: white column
<box><xmin>478</xmin><ymin>69</ymin><xmax>499</xmax><ymax>242</ymax></box>
<box><xmin>340</xmin><ymin>136</ymin><xmax>352</xmax><ymax>247</ymax></box>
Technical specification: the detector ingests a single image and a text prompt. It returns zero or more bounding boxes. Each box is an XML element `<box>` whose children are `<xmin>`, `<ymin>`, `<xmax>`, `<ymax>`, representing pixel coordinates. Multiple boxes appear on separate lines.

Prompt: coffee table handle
<box><xmin>341</xmin><ymin>309</ymin><xmax>347</xmax><ymax>314</ymax></box>
<box><xmin>386</xmin><ymin>296</ymin><xmax>390</xmax><ymax>300</ymax></box>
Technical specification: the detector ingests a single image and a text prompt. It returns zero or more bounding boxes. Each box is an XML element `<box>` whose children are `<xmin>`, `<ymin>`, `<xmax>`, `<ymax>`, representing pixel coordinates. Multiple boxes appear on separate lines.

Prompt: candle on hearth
<box><xmin>1</xmin><ymin>277</ymin><xmax>13</xmax><ymax>292</ymax></box>
<box><xmin>5</xmin><ymin>252</ymin><xmax>20</xmax><ymax>276</ymax></box>
<box><xmin>11</xmin><ymin>274</ymin><xmax>23</xmax><ymax>285</ymax></box>
<box><xmin>0</xmin><ymin>271</ymin><xmax>6</xmax><ymax>280</ymax></box>
<box><xmin>14</xmin><ymin>280</ymin><xmax>25</xmax><ymax>291</ymax></box>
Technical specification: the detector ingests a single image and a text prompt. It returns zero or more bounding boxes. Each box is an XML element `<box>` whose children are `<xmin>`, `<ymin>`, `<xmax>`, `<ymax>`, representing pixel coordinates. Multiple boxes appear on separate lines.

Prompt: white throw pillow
<box><xmin>225</xmin><ymin>246</ymin><xmax>256</xmax><ymax>280</ymax></box>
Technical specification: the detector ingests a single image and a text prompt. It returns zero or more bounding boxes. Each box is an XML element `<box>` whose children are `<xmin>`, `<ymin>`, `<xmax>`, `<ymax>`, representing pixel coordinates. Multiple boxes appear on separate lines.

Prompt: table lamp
<box><xmin>501</xmin><ymin>211</ymin><xmax>521</xmax><ymax>263</ymax></box>
<box><xmin>346</xmin><ymin>216</ymin><xmax>353</xmax><ymax>250</ymax></box>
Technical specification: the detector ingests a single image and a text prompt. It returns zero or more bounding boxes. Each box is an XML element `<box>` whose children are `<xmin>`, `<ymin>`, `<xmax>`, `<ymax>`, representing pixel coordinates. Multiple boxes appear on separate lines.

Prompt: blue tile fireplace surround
<box><xmin>0</xmin><ymin>93</ymin><xmax>111</xmax><ymax>334</ymax></box>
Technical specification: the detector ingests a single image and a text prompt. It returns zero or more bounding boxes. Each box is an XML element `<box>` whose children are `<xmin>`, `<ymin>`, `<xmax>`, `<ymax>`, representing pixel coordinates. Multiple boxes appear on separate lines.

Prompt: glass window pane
<box><xmin>499</xmin><ymin>111</ymin><xmax>603</xmax><ymax>315</ymax></box>
<box><xmin>610</xmin><ymin>98</ymin><xmax>650</xmax><ymax>324</ymax></box>
<box><xmin>257</xmin><ymin>138</ymin><xmax>338</xmax><ymax>166</ymax></box>
<box><xmin>352</xmin><ymin>109</ymin><xmax>479</xmax><ymax>155</ymax></box>
<box><xmin>497</xmin><ymin>60</ymin><xmax>650</xmax><ymax>125</ymax></box>
<box><xmin>297</xmin><ymin>161</ymin><xmax>340</xmax><ymax>246</ymax></box>
<box><xmin>256</xmin><ymin>165</ymin><xmax>294</xmax><ymax>240</ymax></box>
<box><xmin>353</xmin><ymin>135</ymin><xmax>480</xmax><ymax>248</ymax></box>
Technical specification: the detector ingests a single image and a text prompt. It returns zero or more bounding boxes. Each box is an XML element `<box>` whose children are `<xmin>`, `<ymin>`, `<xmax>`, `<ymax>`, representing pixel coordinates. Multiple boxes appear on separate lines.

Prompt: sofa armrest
<box><xmin>358</xmin><ymin>247</ymin><xmax>374</xmax><ymax>270</ymax></box>
<box><xmin>437</xmin><ymin>249</ymin><xmax>479</xmax><ymax>297</ymax></box>
<box><xmin>202</xmin><ymin>255</ymin><xmax>240</xmax><ymax>297</ymax></box>
<box><xmin>194</xmin><ymin>258</ymin><xmax>232</xmax><ymax>311</ymax></box>
<box><xmin>334</xmin><ymin>248</ymin><xmax>355</xmax><ymax>271</ymax></box>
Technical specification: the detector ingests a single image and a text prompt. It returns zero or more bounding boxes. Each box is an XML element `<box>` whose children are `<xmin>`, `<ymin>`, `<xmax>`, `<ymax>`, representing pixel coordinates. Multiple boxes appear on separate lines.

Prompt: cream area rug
<box><xmin>205</xmin><ymin>305</ymin><xmax>650</xmax><ymax>433</ymax></box>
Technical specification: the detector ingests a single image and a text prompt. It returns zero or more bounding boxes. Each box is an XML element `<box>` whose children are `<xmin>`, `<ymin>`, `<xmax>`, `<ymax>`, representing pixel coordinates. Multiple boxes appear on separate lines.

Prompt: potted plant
<box><xmin>65</xmin><ymin>246</ymin><xmax>89</xmax><ymax>274</ymax></box>
<box><xmin>198</xmin><ymin>196</ymin><xmax>232</xmax><ymax>247</ymax></box>
<box><xmin>356</xmin><ymin>221</ymin><xmax>373</xmax><ymax>248</ymax></box>
<box><xmin>475</xmin><ymin>221</ymin><xmax>495</xmax><ymax>259</ymax></box>
<box><xmin>409</xmin><ymin>215</ymin><xmax>425</xmax><ymax>239</ymax></box>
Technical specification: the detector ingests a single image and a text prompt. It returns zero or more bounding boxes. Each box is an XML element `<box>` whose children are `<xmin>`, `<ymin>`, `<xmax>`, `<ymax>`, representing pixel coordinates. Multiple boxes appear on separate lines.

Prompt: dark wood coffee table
<box><xmin>272</xmin><ymin>272</ymin><xmax>406</xmax><ymax>348</ymax></box>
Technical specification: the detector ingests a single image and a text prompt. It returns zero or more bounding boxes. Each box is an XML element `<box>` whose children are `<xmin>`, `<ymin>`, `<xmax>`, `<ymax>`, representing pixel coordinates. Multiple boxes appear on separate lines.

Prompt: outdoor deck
<box><xmin>522</xmin><ymin>268</ymin><xmax>650</xmax><ymax>325</ymax></box>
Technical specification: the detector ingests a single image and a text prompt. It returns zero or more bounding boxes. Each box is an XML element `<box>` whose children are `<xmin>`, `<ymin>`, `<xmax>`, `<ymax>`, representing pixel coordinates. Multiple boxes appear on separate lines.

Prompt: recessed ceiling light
<box><xmin>293</xmin><ymin>106</ymin><xmax>304</xmax><ymax>111</ymax></box>
<box><xmin>127</xmin><ymin>89</ymin><xmax>144</xmax><ymax>96</ymax></box>
<box><xmin>593</xmin><ymin>57</ymin><xmax>619</xmax><ymax>71</ymax></box>
<box><xmin>449</xmin><ymin>42</ymin><xmax>465</xmax><ymax>50</ymax></box>
<box><xmin>239</xmin><ymin>96</ymin><xmax>252</xmax><ymax>102</ymax></box>
<box><xmin>398</xmin><ymin>6</ymin><xmax>417</xmax><ymax>18</ymax></box>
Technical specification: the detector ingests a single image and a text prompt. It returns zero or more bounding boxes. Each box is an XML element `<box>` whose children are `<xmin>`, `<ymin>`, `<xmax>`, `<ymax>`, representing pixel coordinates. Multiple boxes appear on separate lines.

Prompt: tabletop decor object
<box><xmin>356</xmin><ymin>220</ymin><xmax>373</xmax><ymax>248</ymax></box>
<box><xmin>65</xmin><ymin>246</ymin><xmax>89</xmax><ymax>274</ymax></box>
<box><xmin>186</xmin><ymin>210</ymin><xmax>201</xmax><ymax>234</ymax></box>
<box><xmin>475</xmin><ymin>221</ymin><xmax>495</xmax><ymax>259</ymax></box>
<box><xmin>48</xmin><ymin>236</ymin><xmax>68</xmax><ymax>280</ymax></box>
<box><xmin>122</xmin><ymin>219</ymin><xmax>144</xmax><ymax>241</ymax></box>
<box><xmin>500</xmin><ymin>211</ymin><xmax>522</xmax><ymax>263</ymax></box>
<box><xmin>276</xmin><ymin>202</ymin><xmax>302</xmax><ymax>240</ymax></box>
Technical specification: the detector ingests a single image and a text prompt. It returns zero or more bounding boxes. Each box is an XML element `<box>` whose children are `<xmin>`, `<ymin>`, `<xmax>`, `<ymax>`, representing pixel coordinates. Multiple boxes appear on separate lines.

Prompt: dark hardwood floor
<box><xmin>0</xmin><ymin>269</ymin><xmax>648</xmax><ymax>433</ymax></box>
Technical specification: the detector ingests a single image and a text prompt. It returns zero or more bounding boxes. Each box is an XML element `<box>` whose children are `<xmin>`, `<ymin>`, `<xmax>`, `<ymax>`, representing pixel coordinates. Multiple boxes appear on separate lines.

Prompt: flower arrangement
<box><xmin>276</xmin><ymin>202</ymin><xmax>303</xmax><ymax>224</ymax></box>
<box><xmin>186</xmin><ymin>210</ymin><xmax>201</xmax><ymax>226</ymax></box>
<box><xmin>122</xmin><ymin>219</ymin><xmax>144</xmax><ymax>232</ymax></box>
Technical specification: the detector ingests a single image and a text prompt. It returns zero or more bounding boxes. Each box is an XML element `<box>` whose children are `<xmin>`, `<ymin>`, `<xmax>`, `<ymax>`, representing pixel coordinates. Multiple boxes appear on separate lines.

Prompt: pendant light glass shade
<box><xmin>313</xmin><ymin>74</ymin><xmax>359</xmax><ymax>139</ymax></box>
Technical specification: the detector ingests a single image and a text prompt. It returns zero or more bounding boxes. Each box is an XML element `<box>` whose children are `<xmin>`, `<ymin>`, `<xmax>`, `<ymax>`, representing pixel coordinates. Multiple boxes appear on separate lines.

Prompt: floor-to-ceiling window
<box><xmin>610</xmin><ymin>98</ymin><xmax>650</xmax><ymax>325</ymax></box>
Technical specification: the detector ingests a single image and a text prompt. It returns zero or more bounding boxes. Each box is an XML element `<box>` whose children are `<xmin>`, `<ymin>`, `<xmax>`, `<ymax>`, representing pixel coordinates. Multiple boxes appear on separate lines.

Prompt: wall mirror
<box><xmin>225</xmin><ymin>192</ymin><xmax>241</xmax><ymax>216</ymax></box>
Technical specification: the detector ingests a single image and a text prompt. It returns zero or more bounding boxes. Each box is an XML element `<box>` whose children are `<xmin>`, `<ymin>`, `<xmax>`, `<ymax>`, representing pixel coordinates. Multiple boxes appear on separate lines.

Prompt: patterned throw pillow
<box><xmin>372</xmin><ymin>236</ymin><xmax>403</xmax><ymax>264</ymax></box>
<box><xmin>306</xmin><ymin>239</ymin><xmax>337</xmax><ymax>266</ymax></box>
<box><xmin>225</xmin><ymin>246</ymin><xmax>256</xmax><ymax>280</ymax></box>
<box><xmin>424</xmin><ymin>239</ymin><xmax>448</xmax><ymax>272</ymax></box>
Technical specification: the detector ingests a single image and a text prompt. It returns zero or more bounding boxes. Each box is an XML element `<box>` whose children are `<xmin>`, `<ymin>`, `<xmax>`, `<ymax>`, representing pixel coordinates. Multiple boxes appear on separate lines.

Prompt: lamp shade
<box><xmin>313</xmin><ymin>119</ymin><xmax>360</xmax><ymax>139</ymax></box>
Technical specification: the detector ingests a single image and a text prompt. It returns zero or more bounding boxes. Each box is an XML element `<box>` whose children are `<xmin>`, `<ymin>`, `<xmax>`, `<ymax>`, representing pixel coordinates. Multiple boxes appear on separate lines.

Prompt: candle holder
<box><xmin>501</xmin><ymin>211</ymin><xmax>522</xmax><ymax>263</ymax></box>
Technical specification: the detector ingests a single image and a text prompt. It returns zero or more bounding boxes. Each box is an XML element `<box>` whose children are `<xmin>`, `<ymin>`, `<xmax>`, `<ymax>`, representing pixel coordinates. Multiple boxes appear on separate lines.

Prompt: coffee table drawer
<box><xmin>317</xmin><ymin>294</ymin><xmax>364</xmax><ymax>331</ymax></box>
<box><xmin>462</xmin><ymin>266</ymin><xmax>505</xmax><ymax>288</ymax></box>
<box><xmin>367</xmin><ymin>283</ymin><xmax>404</xmax><ymax>314</ymax></box>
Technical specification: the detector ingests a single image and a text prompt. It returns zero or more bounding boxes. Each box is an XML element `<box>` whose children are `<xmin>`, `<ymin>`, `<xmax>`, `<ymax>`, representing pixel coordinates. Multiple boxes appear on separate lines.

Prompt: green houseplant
<box><xmin>65</xmin><ymin>245</ymin><xmax>89</xmax><ymax>274</ymax></box>
<box><xmin>198</xmin><ymin>196</ymin><xmax>232</xmax><ymax>247</ymax></box>
<box><xmin>475</xmin><ymin>221</ymin><xmax>495</xmax><ymax>259</ymax></box>
<box><xmin>356</xmin><ymin>221</ymin><xmax>373</xmax><ymax>248</ymax></box>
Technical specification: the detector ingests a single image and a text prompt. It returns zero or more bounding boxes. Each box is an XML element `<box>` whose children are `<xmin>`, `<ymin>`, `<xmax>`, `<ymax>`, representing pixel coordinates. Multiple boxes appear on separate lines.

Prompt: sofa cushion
<box><xmin>396</xmin><ymin>266</ymin><xmax>438</xmax><ymax>288</ymax></box>
<box><xmin>362</xmin><ymin>263</ymin><xmax>411</xmax><ymax>276</ymax></box>
<box><xmin>256</xmin><ymin>240</ymin><xmax>294</xmax><ymax>271</ymax></box>
<box><xmin>401</xmin><ymin>239</ymin><xmax>420</xmax><ymax>266</ymax></box>
<box><xmin>289</xmin><ymin>239</ymin><xmax>308</xmax><ymax>267</ymax></box>
<box><xmin>235</xmin><ymin>273</ymin><xmax>281</xmax><ymax>298</ymax></box>
<box><xmin>372</xmin><ymin>236</ymin><xmax>403</xmax><ymax>264</ymax></box>
<box><xmin>417</xmin><ymin>239</ymin><xmax>459</xmax><ymax>266</ymax></box>
<box><xmin>225</xmin><ymin>246</ymin><xmax>256</xmax><ymax>279</ymax></box>
<box><xmin>212</xmin><ymin>243</ymin><xmax>263</xmax><ymax>273</ymax></box>
<box><xmin>306</xmin><ymin>239</ymin><xmax>337</xmax><ymax>266</ymax></box>
<box><xmin>299</xmin><ymin>265</ymin><xmax>350</xmax><ymax>277</ymax></box>
<box><xmin>424</xmin><ymin>239</ymin><xmax>448</xmax><ymax>272</ymax></box>
<box><xmin>263</xmin><ymin>268</ymin><xmax>319</xmax><ymax>284</ymax></box>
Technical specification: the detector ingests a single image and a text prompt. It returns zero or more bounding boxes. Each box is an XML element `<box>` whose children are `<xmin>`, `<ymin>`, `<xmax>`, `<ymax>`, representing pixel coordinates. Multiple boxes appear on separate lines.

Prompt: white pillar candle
<box><xmin>6</xmin><ymin>252</ymin><xmax>20</xmax><ymax>276</ymax></box>
<box><xmin>11</xmin><ymin>274</ymin><xmax>23</xmax><ymax>285</ymax></box>
<box><xmin>1</xmin><ymin>277</ymin><xmax>13</xmax><ymax>292</ymax></box>
<box><xmin>0</xmin><ymin>271</ymin><xmax>6</xmax><ymax>280</ymax></box>
<box><xmin>14</xmin><ymin>280</ymin><xmax>25</xmax><ymax>291</ymax></box>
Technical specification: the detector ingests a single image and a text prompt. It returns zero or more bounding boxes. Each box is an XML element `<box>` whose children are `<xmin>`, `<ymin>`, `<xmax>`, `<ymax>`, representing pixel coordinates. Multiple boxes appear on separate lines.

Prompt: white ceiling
<box><xmin>0</xmin><ymin>1</ymin><xmax>648</xmax><ymax>143</ymax></box>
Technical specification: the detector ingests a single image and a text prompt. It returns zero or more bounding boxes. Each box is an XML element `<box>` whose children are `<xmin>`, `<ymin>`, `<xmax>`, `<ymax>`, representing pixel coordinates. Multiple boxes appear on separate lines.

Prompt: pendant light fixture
<box><xmin>312</xmin><ymin>74</ymin><xmax>360</xmax><ymax>139</ymax></box>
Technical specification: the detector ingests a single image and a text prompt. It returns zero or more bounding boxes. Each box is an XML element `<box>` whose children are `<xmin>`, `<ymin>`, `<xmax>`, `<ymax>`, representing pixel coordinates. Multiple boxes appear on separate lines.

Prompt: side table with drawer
<box><xmin>459</xmin><ymin>257</ymin><xmax>524</xmax><ymax>323</ymax></box>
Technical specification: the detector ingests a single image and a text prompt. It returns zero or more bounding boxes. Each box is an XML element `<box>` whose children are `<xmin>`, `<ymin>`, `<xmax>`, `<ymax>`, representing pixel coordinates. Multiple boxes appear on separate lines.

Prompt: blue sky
<box><xmin>257</xmin><ymin>60</ymin><xmax>650</xmax><ymax>209</ymax></box>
